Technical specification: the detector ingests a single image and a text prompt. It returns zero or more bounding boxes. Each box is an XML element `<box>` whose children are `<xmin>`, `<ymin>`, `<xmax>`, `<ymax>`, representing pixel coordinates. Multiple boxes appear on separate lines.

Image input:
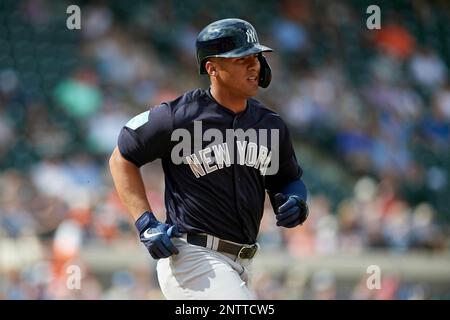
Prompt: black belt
<box><xmin>186</xmin><ymin>234</ymin><xmax>258</xmax><ymax>259</ymax></box>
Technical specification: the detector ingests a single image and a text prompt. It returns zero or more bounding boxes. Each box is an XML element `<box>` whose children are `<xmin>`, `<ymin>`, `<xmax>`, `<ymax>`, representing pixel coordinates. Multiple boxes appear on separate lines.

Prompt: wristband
<box><xmin>135</xmin><ymin>211</ymin><xmax>158</xmax><ymax>233</ymax></box>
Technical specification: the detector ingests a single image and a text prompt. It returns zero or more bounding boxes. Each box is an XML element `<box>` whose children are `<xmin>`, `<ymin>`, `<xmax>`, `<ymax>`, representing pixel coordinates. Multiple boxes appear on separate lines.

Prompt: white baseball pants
<box><xmin>156</xmin><ymin>235</ymin><xmax>256</xmax><ymax>300</ymax></box>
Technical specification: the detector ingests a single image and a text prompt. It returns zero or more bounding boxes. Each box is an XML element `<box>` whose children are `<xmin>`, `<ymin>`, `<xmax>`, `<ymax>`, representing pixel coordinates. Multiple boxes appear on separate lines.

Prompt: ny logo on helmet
<box><xmin>246</xmin><ymin>29</ymin><xmax>257</xmax><ymax>43</ymax></box>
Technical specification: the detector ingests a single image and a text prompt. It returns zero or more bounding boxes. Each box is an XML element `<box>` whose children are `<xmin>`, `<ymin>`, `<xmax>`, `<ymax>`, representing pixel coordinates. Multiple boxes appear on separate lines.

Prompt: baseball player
<box><xmin>109</xmin><ymin>18</ymin><xmax>309</xmax><ymax>300</ymax></box>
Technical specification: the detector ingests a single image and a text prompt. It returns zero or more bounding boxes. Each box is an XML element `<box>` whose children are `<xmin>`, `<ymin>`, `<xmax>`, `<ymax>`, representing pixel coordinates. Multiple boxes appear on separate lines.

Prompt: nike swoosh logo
<box><xmin>143</xmin><ymin>230</ymin><xmax>163</xmax><ymax>240</ymax></box>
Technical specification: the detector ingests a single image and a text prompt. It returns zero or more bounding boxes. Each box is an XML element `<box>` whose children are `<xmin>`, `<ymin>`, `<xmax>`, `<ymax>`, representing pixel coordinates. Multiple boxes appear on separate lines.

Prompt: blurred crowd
<box><xmin>1</xmin><ymin>0</ymin><xmax>450</xmax><ymax>299</ymax></box>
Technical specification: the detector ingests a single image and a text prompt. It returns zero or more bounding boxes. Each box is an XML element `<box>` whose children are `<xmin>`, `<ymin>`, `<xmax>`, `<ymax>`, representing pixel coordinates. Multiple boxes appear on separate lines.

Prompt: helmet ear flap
<box><xmin>258</xmin><ymin>54</ymin><xmax>272</xmax><ymax>88</ymax></box>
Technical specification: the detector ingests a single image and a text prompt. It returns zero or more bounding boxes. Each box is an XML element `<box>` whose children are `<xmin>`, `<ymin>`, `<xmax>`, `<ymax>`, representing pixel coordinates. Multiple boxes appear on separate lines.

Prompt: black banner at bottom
<box><xmin>0</xmin><ymin>300</ymin><xmax>445</xmax><ymax>319</ymax></box>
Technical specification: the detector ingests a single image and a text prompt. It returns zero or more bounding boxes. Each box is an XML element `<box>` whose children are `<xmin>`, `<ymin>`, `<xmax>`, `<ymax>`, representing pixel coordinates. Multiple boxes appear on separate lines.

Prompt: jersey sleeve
<box><xmin>117</xmin><ymin>103</ymin><xmax>173</xmax><ymax>167</ymax></box>
<box><xmin>264</xmin><ymin>118</ymin><xmax>303</xmax><ymax>192</ymax></box>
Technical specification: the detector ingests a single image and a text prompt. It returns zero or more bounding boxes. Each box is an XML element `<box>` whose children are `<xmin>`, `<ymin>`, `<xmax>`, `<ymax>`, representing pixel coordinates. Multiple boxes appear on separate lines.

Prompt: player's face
<box><xmin>213</xmin><ymin>54</ymin><xmax>261</xmax><ymax>98</ymax></box>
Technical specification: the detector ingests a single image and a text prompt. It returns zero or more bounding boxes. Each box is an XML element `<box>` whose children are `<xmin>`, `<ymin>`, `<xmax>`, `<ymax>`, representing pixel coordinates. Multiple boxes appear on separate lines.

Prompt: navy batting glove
<box><xmin>135</xmin><ymin>211</ymin><xmax>183</xmax><ymax>260</ymax></box>
<box><xmin>274</xmin><ymin>193</ymin><xmax>309</xmax><ymax>228</ymax></box>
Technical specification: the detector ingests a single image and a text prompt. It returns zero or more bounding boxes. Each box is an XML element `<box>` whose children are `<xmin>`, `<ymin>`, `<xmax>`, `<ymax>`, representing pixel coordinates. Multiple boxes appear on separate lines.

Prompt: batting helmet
<box><xmin>196</xmin><ymin>18</ymin><xmax>273</xmax><ymax>88</ymax></box>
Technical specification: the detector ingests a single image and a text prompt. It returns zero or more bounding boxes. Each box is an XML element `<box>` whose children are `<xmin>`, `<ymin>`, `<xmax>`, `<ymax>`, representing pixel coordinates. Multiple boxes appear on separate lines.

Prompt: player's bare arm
<box><xmin>110</xmin><ymin>145</ymin><xmax>181</xmax><ymax>260</ymax></box>
<box><xmin>109</xmin><ymin>146</ymin><xmax>151</xmax><ymax>221</ymax></box>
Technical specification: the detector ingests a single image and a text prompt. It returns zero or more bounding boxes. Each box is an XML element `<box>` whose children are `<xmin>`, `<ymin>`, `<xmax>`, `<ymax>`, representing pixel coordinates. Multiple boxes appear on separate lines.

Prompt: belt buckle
<box><xmin>237</xmin><ymin>244</ymin><xmax>258</xmax><ymax>259</ymax></box>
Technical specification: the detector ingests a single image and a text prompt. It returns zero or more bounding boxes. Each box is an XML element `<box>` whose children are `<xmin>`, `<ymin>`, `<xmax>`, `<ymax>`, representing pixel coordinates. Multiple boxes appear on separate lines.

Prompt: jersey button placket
<box><xmin>232</xmin><ymin>115</ymin><xmax>240</xmax><ymax>212</ymax></box>
<box><xmin>232</xmin><ymin>114</ymin><xmax>250</xmax><ymax>241</ymax></box>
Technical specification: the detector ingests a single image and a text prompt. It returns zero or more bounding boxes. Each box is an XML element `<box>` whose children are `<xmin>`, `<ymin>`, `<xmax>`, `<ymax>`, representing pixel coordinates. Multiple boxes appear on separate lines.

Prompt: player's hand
<box><xmin>273</xmin><ymin>193</ymin><xmax>309</xmax><ymax>228</ymax></box>
<box><xmin>135</xmin><ymin>211</ymin><xmax>183</xmax><ymax>260</ymax></box>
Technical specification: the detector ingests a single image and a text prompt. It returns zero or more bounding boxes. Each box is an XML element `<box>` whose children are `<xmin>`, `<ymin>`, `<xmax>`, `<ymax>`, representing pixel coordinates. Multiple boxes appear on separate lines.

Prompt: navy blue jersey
<box><xmin>118</xmin><ymin>88</ymin><xmax>302</xmax><ymax>244</ymax></box>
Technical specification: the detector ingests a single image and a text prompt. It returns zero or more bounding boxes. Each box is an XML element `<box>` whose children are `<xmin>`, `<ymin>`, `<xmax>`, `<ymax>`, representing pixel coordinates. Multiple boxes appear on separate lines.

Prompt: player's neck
<box><xmin>210</xmin><ymin>86</ymin><xmax>247</xmax><ymax>114</ymax></box>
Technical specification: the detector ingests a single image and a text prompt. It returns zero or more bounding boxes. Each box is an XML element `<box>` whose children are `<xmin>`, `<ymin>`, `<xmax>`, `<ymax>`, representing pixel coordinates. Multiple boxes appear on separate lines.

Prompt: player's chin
<box><xmin>244</xmin><ymin>81</ymin><xmax>259</xmax><ymax>96</ymax></box>
<box><xmin>249</xmin><ymin>87</ymin><xmax>259</xmax><ymax>97</ymax></box>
